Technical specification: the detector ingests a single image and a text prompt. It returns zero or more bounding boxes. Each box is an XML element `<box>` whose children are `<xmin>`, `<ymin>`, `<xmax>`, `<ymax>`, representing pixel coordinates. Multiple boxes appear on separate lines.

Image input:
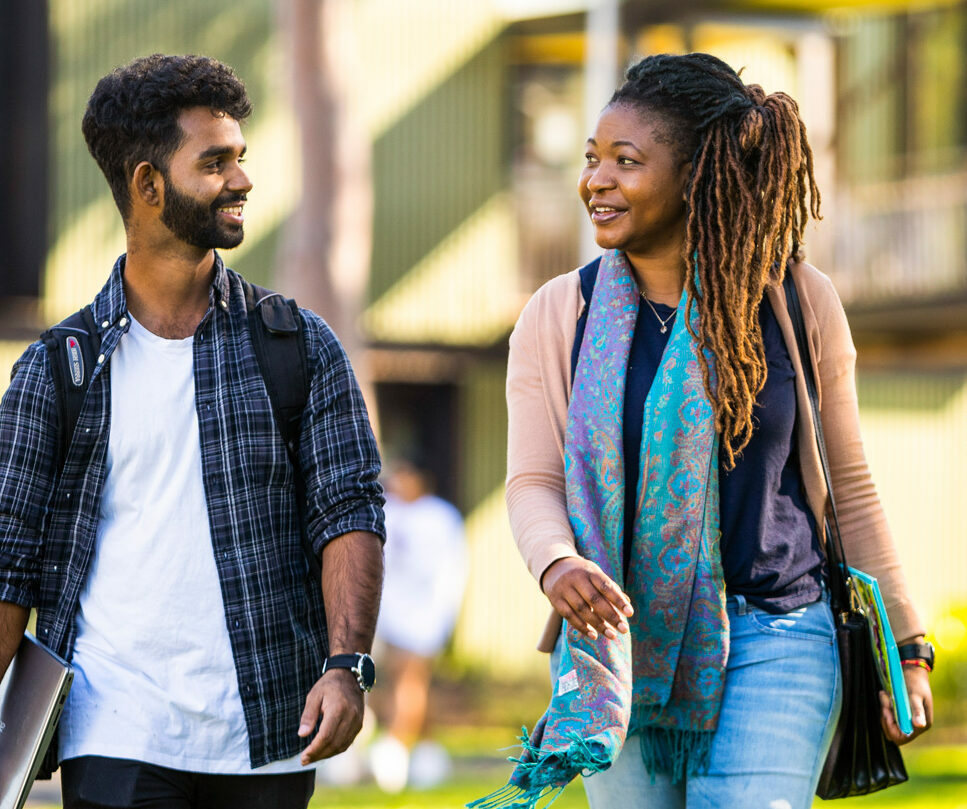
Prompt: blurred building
<box><xmin>0</xmin><ymin>0</ymin><xmax>964</xmax><ymax>675</ymax></box>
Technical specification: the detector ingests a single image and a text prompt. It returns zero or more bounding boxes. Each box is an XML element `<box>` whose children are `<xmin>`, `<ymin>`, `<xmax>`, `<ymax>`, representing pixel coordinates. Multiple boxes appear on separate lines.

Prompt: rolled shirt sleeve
<box><xmin>298</xmin><ymin>311</ymin><xmax>385</xmax><ymax>555</ymax></box>
<box><xmin>0</xmin><ymin>342</ymin><xmax>59</xmax><ymax>608</ymax></box>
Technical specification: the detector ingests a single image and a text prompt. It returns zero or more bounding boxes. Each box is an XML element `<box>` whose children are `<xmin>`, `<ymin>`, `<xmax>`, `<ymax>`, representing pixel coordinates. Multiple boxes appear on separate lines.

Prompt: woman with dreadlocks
<box><xmin>477</xmin><ymin>53</ymin><xmax>933</xmax><ymax>809</ymax></box>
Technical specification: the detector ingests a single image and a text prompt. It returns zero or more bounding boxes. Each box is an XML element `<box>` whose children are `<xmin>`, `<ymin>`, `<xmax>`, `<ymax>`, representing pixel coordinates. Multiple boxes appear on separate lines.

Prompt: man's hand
<box><xmin>297</xmin><ymin>668</ymin><xmax>364</xmax><ymax>764</ymax></box>
<box><xmin>879</xmin><ymin>665</ymin><xmax>933</xmax><ymax>745</ymax></box>
<box><xmin>541</xmin><ymin>557</ymin><xmax>633</xmax><ymax>641</ymax></box>
<box><xmin>297</xmin><ymin>530</ymin><xmax>381</xmax><ymax>764</ymax></box>
<box><xmin>0</xmin><ymin>602</ymin><xmax>28</xmax><ymax>680</ymax></box>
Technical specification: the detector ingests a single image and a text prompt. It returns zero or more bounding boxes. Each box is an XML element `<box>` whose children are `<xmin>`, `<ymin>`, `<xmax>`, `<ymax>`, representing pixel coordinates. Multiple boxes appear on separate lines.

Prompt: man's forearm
<box><xmin>320</xmin><ymin>531</ymin><xmax>383</xmax><ymax>655</ymax></box>
<box><xmin>0</xmin><ymin>601</ymin><xmax>29</xmax><ymax>680</ymax></box>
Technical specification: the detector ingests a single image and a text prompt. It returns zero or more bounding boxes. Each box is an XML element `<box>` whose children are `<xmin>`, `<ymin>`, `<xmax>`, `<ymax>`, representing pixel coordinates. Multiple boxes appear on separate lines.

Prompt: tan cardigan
<box><xmin>506</xmin><ymin>260</ymin><xmax>924</xmax><ymax>652</ymax></box>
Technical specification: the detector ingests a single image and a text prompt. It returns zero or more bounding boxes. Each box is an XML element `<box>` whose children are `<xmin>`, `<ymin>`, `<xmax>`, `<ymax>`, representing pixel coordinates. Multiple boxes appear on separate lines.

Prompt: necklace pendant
<box><xmin>660</xmin><ymin>325</ymin><xmax>667</xmax><ymax>334</ymax></box>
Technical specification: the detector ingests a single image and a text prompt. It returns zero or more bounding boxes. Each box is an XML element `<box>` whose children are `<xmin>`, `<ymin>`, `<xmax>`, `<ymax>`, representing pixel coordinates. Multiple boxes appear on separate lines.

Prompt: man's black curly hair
<box><xmin>82</xmin><ymin>54</ymin><xmax>252</xmax><ymax>220</ymax></box>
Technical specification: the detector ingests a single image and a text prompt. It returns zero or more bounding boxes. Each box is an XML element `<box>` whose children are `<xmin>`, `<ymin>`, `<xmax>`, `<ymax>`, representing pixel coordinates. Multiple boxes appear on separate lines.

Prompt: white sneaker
<box><xmin>408</xmin><ymin>740</ymin><xmax>452</xmax><ymax>789</ymax></box>
<box><xmin>368</xmin><ymin>734</ymin><xmax>410</xmax><ymax>793</ymax></box>
<box><xmin>315</xmin><ymin>746</ymin><xmax>367</xmax><ymax>787</ymax></box>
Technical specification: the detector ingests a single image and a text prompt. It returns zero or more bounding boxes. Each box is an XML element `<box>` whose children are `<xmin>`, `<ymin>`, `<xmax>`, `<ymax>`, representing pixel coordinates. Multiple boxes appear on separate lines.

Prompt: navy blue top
<box><xmin>572</xmin><ymin>259</ymin><xmax>824</xmax><ymax>613</ymax></box>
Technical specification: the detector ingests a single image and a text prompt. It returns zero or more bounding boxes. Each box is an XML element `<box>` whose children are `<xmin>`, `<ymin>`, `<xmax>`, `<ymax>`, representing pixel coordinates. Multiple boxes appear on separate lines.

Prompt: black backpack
<box><xmin>40</xmin><ymin>281</ymin><xmax>321</xmax><ymax>580</ymax></box>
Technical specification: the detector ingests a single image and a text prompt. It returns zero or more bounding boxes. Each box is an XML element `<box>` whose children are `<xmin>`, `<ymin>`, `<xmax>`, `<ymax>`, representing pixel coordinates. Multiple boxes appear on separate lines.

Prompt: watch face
<box><xmin>900</xmin><ymin>642</ymin><xmax>935</xmax><ymax>669</ymax></box>
<box><xmin>358</xmin><ymin>654</ymin><xmax>376</xmax><ymax>689</ymax></box>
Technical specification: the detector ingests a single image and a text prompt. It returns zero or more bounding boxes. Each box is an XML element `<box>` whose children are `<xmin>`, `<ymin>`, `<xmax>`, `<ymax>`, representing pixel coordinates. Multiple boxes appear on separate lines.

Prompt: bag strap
<box><xmin>570</xmin><ymin>256</ymin><xmax>603</xmax><ymax>385</ymax></box>
<box><xmin>782</xmin><ymin>271</ymin><xmax>853</xmax><ymax>614</ymax></box>
<box><xmin>41</xmin><ymin>306</ymin><xmax>101</xmax><ymax>471</ymax></box>
<box><xmin>242</xmin><ymin>281</ymin><xmax>320</xmax><ymax>582</ymax></box>
<box><xmin>243</xmin><ymin>281</ymin><xmax>309</xmax><ymax>454</ymax></box>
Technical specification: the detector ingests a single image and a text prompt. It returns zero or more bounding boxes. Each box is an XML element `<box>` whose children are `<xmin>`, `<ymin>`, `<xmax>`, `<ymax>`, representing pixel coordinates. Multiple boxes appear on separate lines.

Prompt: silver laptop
<box><xmin>0</xmin><ymin>632</ymin><xmax>73</xmax><ymax>809</ymax></box>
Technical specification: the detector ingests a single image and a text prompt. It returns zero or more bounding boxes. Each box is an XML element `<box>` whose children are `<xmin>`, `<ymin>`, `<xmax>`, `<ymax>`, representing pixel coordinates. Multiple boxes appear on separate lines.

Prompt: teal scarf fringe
<box><xmin>468</xmin><ymin>727</ymin><xmax>611</xmax><ymax>809</ymax></box>
<box><xmin>639</xmin><ymin>727</ymin><xmax>715</xmax><ymax>784</ymax></box>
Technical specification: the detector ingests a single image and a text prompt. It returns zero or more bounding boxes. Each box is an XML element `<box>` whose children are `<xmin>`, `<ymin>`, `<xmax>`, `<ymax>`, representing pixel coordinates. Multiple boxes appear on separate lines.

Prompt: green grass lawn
<box><xmin>25</xmin><ymin>735</ymin><xmax>967</xmax><ymax>809</ymax></box>
<box><xmin>304</xmin><ymin>745</ymin><xmax>967</xmax><ymax>809</ymax></box>
<box><xmin>26</xmin><ymin>745</ymin><xmax>967</xmax><ymax>809</ymax></box>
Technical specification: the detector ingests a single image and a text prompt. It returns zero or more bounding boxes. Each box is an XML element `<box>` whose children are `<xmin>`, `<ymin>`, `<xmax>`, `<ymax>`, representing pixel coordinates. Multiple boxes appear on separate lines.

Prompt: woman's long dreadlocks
<box><xmin>610</xmin><ymin>53</ymin><xmax>821</xmax><ymax>468</ymax></box>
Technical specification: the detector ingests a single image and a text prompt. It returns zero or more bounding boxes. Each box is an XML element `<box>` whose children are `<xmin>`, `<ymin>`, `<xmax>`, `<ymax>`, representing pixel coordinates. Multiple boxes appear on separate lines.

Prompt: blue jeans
<box><xmin>550</xmin><ymin>593</ymin><xmax>842</xmax><ymax>809</ymax></box>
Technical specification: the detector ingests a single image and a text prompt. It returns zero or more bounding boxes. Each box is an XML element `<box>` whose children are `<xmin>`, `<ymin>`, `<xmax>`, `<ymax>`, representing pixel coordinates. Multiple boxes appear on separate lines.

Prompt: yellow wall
<box><xmin>857</xmin><ymin>371</ymin><xmax>967</xmax><ymax>632</ymax></box>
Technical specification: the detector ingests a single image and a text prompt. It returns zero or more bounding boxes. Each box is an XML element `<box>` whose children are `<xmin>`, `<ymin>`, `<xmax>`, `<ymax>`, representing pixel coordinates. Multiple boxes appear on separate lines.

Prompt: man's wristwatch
<box><xmin>322</xmin><ymin>653</ymin><xmax>376</xmax><ymax>692</ymax></box>
<box><xmin>898</xmin><ymin>642</ymin><xmax>935</xmax><ymax>672</ymax></box>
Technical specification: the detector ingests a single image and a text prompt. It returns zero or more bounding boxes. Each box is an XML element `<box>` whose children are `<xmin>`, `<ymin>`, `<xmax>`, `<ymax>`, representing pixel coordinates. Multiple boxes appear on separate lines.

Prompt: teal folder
<box><xmin>848</xmin><ymin>567</ymin><xmax>914</xmax><ymax>736</ymax></box>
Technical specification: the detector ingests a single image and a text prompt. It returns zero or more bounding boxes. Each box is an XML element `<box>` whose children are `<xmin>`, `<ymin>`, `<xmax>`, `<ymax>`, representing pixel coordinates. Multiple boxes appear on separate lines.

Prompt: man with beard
<box><xmin>0</xmin><ymin>55</ymin><xmax>385</xmax><ymax>809</ymax></box>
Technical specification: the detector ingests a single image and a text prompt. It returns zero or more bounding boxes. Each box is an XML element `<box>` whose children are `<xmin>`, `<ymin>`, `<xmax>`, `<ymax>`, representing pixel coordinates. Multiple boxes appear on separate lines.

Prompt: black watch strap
<box><xmin>322</xmin><ymin>652</ymin><xmax>376</xmax><ymax>691</ymax></box>
<box><xmin>898</xmin><ymin>642</ymin><xmax>935</xmax><ymax>670</ymax></box>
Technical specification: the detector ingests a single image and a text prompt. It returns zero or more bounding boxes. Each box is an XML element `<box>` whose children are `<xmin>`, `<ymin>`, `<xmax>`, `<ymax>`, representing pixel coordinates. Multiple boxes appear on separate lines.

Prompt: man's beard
<box><xmin>160</xmin><ymin>178</ymin><xmax>246</xmax><ymax>250</ymax></box>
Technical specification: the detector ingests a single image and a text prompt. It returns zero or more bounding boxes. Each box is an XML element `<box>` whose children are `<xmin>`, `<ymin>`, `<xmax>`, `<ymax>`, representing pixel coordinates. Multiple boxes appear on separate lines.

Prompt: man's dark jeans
<box><xmin>60</xmin><ymin>756</ymin><xmax>315</xmax><ymax>809</ymax></box>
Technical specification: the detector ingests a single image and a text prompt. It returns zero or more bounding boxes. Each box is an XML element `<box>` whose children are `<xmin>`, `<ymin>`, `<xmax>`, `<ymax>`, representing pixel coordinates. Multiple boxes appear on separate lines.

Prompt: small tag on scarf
<box><xmin>558</xmin><ymin>669</ymin><xmax>578</xmax><ymax>695</ymax></box>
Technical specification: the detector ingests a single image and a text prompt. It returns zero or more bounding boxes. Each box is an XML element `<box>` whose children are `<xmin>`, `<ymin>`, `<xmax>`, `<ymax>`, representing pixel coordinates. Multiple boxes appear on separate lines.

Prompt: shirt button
<box><xmin>234</xmin><ymin>619</ymin><xmax>240</xmax><ymax>628</ymax></box>
<box><xmin>97</xmin><ymin>354</ymin><xmax>105</xmax><ymax>364</ymax></box>
<box><xmin>119</xmin><ymin>317</ymin><xmax>128</xmax><ymax>328</ymax></box>
<box><xmin>65</xmin><ymin>492</ymin><xmax>71</xmax><ymax>500</ymax></box>
<box><xmin>220</xmin><ymin>300</ymin><xmax>228</xmax><ymax>310</ymax></box>
<box><xmin>101</xmin><ymin>320</ymin><xmax>109</xmax><ymax>329</ymax></box>
<box><xmin>52</xmin><ymin>565</ymin><xmax>58</xmax><ymax>572</ymax></box>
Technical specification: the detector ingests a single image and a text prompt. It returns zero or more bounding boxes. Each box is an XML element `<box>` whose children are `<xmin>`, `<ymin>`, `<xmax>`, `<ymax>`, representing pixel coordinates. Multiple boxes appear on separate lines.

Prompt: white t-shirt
<box><xmin>58</xmin><ymin>315</ymin><xmax>308</xmax><ymax>774</ymax></box>
<box><xmin>376</xmin><ymin>493</ymin><xmax>466</xmax><ymax>656</ymax></box>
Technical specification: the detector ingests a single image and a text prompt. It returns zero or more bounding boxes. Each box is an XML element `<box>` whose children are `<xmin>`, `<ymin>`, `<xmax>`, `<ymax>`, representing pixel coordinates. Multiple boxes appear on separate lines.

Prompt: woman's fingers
<box><xmin>591</xmin><ymin>570</ymin><xmax>634</xmax><ymax>619</ymax></box>
<box><xmin>542</xmin><ymin>557</ymin><xmax>632</xmax><ymax>640</ymax></box>
<box><xmin>878</xmin><ymin>667</ymin><xmax>934</xmax><ymax>746</ymax></box>
<box><xmin>878</xmin><ymin>689</ymin><xmax>905</xmax><ymax>745</ymax></box>
<box><xmin>896</xmin><ymin>667</ymin><xmax>933</xmax><ymax>745</ymax></box>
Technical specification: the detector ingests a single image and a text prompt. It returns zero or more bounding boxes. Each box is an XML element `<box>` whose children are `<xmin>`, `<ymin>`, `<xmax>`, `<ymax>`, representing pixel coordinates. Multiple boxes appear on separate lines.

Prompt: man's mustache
<box><xmin>212</xmin><ymin>193</ymin><xmax>247</xmax><ymax>209</ymax></box>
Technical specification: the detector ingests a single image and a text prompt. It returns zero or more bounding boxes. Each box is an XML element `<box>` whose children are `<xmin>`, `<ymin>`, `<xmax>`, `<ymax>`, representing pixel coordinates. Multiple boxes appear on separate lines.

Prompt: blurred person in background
<box><xmin>0</xmin><ymin>54</ymin><xmax>384</xmax><ymax>809</ymax></box>
<box><xmin>368</xmin><ymin>456</ymin><xmax>467</xmax><ymax>792</ymax></box>
<box><xmin>492</xmin><ymin>52</ymin><xmax>934</xmax><ymax>809</ymax></box>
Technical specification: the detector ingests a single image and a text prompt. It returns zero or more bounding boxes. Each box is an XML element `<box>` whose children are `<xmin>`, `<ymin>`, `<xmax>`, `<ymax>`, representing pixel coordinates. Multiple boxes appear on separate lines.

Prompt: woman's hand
<box><xmin>879</xmin><ymin>666</ymin><xmax>933</xmax><ymax>745</ymax></box>
<box><xmin>541</xmin><ymin>557</ymin><xmax>633</xmax><ymax>640</ymax></box>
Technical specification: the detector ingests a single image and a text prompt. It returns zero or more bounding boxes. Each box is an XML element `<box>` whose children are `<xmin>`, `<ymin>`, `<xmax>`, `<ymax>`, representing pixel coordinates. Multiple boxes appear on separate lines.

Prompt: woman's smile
<box><xmin>578</xmin><ymin>103</ymin><xmax>691</xmax><ymax>264</ymax></box>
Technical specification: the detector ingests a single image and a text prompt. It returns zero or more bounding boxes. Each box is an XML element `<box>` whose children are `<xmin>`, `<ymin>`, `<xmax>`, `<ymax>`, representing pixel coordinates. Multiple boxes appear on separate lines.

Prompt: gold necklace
<box><xmin>638</xmin><ymin>290</ymin><xmax>676</xmax><ymax>334</ymax></box>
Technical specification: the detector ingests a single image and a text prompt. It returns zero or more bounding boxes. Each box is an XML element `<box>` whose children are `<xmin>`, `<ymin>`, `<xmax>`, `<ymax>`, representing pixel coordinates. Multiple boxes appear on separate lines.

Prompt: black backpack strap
<box><xmin>40</xmin><ymin>306</ymin><xmax>100</xmax><ymax>471</ymax></box>
<box><xmin>242</xmin><ymin>281</ymin><xmax>319</xmax><ymax>580</ymax></box>
<box><xmin>570</xmin><ymin>256</ymin><xmax>602</xmax><ymax>385</ymax></box>
<box><xmin>243</xmin><ymin>281</ymin><xmax>309</xmax><ymax>455</ymax></box>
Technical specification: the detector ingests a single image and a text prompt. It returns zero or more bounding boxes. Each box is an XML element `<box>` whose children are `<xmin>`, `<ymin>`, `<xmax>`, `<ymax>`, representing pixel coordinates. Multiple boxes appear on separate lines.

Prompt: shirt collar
<box><xmin>211</xmin><ymin>252</ymin><xmax>231</xmax><ymax>307</ymax></box>
<box><xmin>90</xmin><ymin>252</ymin><xmax>231</xmax><ymax>332</ymax></box>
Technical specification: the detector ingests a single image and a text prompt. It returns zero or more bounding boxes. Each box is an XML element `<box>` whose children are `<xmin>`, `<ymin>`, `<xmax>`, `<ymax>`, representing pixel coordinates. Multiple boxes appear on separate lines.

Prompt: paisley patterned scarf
<box><xmin>470</xmin><ymin>250</ymin><xmax>728</xmax><ymax>809</ymax></box>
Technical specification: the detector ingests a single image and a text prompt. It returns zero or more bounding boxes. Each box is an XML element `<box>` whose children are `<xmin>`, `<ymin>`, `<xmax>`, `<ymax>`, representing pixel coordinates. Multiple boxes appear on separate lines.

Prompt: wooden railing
<box><xmin>832</xmin><ymin>168</ymin><xmax>967</xmax><ymax>306</ymax></box>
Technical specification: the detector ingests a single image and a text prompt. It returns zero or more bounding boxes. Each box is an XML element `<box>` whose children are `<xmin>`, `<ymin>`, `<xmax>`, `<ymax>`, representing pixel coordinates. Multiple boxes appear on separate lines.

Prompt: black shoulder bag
<box><xmin>783</xmin><ymin>272</ymin><xmax>908</xmax><ymax>799</ymax></box>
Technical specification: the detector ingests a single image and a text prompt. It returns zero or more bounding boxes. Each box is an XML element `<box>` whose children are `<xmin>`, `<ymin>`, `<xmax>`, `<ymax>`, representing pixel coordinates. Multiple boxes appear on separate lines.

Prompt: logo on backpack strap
<box><xmin>65</xmin><ymin>336</ymin><xmax>85</xmax><ymax>387</ymax></box>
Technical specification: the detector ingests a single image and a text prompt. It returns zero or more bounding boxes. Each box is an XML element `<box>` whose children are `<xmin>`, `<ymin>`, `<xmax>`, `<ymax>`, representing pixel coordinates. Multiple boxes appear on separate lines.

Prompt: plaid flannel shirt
<box><xmin>0</xmin><ymin>254</ymin><xmax>384</xmax><ymax>770</ymax></box>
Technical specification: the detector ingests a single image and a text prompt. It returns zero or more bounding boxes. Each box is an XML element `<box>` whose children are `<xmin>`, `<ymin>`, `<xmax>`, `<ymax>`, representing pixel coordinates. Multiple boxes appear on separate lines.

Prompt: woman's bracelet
<box><xmin>901</xmin><ymin>658</ymin><xmax>932</xmax><ymax>673</ymax></box>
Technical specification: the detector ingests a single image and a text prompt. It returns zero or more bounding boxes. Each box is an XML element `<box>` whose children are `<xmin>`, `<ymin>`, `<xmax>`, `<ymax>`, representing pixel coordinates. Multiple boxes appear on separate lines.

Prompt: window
<box><xmin>0</xmin><ymin>0</ymin><xmax>48</xmax><ymax>332</ymax></box>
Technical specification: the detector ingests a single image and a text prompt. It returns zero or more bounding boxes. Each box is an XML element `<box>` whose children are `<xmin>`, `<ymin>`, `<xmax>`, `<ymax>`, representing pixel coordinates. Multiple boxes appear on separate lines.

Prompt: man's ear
<box><xmin>132</xmin><ymin>161</ymin><xmax>163</xmax><ymax>207</ymax></box>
